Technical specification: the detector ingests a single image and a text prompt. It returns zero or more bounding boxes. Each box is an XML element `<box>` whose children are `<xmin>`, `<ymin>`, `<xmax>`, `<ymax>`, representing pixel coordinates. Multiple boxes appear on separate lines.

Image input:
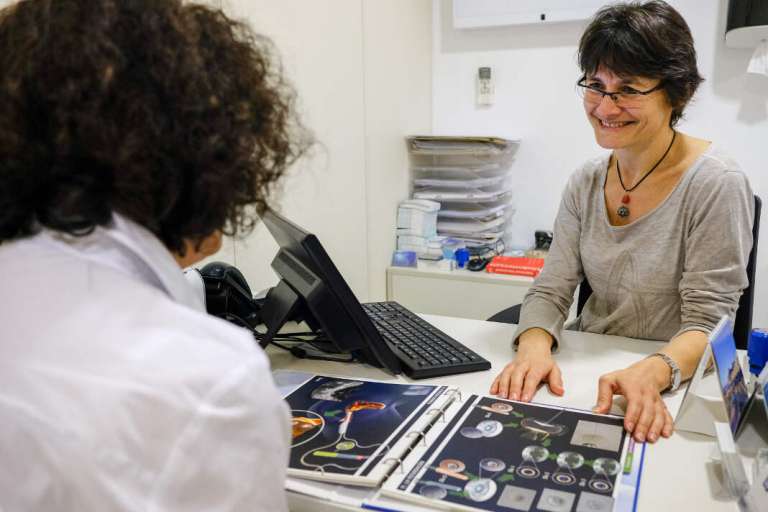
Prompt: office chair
<box><xmin>488</xmin><ymin>195</ymin><xmax>761</xmax><ymax>350</ymax></box>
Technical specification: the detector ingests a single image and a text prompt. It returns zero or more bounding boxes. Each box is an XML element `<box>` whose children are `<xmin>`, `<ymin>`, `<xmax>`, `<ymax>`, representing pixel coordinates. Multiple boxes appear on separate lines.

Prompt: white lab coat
<box><xmin>0</xmin><ymin>214</ymin><xmax>290</xmax><ymax>511</ymax></box>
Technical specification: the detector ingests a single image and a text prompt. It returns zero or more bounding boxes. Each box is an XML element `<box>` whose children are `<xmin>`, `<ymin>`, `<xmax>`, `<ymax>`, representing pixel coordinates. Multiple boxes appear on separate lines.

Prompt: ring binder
<box><xmin>278</xmin><ymin>372</ymin><xmax>646</xmax><ymax>511</ymax></box>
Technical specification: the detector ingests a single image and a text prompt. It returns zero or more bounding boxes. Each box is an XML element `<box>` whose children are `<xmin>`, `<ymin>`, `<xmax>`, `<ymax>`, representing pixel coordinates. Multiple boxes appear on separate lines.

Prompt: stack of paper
<box><xmin>407</xmin><ymin>135</ymin><xmax>519</xmax><ymax>247</ymax></box>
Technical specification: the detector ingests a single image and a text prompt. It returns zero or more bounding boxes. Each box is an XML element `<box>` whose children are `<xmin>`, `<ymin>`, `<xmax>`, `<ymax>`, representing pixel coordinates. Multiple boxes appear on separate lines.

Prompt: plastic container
<box><xmin>441</xmin><ymin>238</ymin><xmax>465</xmax><ymax>260</ymax></box>
<box><xmin>748</xmin><ymin>328</ymin><xmax>768</xmax><ymax>377</ymax></box>
<box><xmin>391</xmin><ymin>250</ymin><xmax>418</xmax><ymax>268</ymax></box>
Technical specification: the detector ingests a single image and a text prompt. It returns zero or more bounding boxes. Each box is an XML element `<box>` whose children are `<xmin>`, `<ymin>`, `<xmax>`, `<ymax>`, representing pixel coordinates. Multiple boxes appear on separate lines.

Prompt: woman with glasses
<box><xmin>491</xmin><ymin>1</ymin><xmax>753</xmax><ymax>444</ymax></box>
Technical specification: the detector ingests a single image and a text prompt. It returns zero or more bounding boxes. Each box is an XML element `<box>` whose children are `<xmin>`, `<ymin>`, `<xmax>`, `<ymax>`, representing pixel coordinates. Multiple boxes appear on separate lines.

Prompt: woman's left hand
<box><xmin>592</xmin><ymin>357</ymin><xmax>674</xmax><ymax>443</ymax></box>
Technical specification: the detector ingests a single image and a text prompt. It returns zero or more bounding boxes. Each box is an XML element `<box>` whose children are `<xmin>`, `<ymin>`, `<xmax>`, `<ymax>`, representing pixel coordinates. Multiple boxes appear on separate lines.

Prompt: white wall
<box><xmin>432</xmin><ymin>0</ymin><xmax>768</xmax><ymax>326</ymax></box>
<box><xmin>208</xmin><ymin>0</ymin><xmax>432</xmax><ymax>301</ymax></box>
<box><xmin>363</xmin><ymin>1</ymin><xmax>433</xmax><ymax>301</ymax></box>
<box><xmin>217</xmin><ymin>0</ymin><xmax>370</xmax><ymax>299</ymax></box>
<box><xmin>0</xmin><ymin>0</ymin><xmax>431</xmax><ymax>301</ymax></box>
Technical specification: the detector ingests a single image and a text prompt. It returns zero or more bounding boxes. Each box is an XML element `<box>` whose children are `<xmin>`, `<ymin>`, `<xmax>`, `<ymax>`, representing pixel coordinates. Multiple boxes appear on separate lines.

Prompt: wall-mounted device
<box><xmin>476</xmin><ymin>67</ymin><xmax>494</xmax><ymax>106</ymax></box>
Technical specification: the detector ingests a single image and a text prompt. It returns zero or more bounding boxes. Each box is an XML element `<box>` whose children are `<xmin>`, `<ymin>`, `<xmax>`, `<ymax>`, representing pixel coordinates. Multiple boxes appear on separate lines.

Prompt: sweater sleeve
<box><xmin>512</xmin><ymin>170</ymin><xmax>586</xmax><ymax>351</ymax></box>
<box><xmin>675</xmin><ymin>169</ymin><xmax>753</xmax><ymax>337</ymax></box>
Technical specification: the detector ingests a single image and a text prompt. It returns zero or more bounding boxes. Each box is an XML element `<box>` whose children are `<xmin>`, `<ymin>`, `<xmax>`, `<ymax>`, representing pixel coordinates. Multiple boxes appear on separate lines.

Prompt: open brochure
<box><xmin>274</xmin><ymin>371</ymin><xmax>645</xmax><ymax>512</ymax></box>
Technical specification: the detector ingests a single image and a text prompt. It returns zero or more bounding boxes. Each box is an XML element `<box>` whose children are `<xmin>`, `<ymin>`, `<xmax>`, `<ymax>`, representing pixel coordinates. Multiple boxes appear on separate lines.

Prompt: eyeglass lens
<box><xmin>581</xmin><ymin>87</ymin><xmax>644</xmax><ymax>107</ymax></box>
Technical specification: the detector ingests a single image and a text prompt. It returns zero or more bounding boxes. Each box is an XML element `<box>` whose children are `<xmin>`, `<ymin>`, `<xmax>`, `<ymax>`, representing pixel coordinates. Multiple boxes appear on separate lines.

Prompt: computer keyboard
<box><xmin>362</xmin><ymin>301</ymin><xmax>491</xmax><ymax>379</ymax></box>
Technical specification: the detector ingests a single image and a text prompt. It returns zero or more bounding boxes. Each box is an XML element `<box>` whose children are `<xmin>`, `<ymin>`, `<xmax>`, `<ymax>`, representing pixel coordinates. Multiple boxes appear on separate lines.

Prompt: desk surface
<box><xmin>269</xmin><ymin>314</ymin><xmax>738</xmax><ymax>512</ymax></box>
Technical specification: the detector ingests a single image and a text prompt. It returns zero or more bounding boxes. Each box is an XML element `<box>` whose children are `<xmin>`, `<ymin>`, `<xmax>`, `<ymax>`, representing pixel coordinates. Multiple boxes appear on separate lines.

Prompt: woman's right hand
<box><xmin>489</xmin><ymin>328</ymin><xmax>564</xmax><ymax>402</ymax></box>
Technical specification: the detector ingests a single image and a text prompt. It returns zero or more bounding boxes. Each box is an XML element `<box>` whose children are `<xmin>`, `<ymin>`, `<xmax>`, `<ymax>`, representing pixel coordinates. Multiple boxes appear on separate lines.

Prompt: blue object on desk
<box><xmin>391</xmin><ymin>250</ymin><xmax>418</xmax><ymax>268</ymax></box>
<box><xmin>454</xmin><ymin>248</ymin><xmax>470</xmax><ymax>268</ymax></box>
<box><xmin>748</xmin><ymin>328</ymin><xmax>768</xmax><ymax>377</ymax></box>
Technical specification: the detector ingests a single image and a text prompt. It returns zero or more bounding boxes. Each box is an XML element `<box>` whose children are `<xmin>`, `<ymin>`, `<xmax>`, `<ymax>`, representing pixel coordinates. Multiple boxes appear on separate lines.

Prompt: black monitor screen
<box><xmin>260</xmin><ymin>208</ymin><xmax>402</xmax><ymax>374</ymax></box>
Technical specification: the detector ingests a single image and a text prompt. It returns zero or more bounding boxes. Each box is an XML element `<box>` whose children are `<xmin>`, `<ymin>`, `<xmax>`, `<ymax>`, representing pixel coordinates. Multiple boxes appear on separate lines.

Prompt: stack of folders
<box><xmin>275</xmin><ymin>371</ymin><xmax>646</xmax><ymax>512</ymax></box>
<box><xmin>407</xmin><ymin>136</ymin><xmax>520</xmax><ymax>247</ymax></box>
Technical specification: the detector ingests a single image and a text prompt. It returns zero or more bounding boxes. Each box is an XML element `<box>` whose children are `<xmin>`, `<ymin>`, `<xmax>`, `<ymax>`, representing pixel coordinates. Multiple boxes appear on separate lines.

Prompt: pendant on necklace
<box><xmin>617</xmin><ymin>193</ymin><xmax>630</xmax><ymax>218</ymax></box>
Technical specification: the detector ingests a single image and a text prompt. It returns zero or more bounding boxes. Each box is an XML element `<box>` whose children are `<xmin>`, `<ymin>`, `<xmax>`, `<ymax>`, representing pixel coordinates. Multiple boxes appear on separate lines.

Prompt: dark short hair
<box><xmin>0</xmin><ymin>0</ymin><xmax>311</xmax><ymax>254</ymax></box>
<box><xmin>578</xmin><ymin>1</ymin><xmax>704</xmax><ymax>126</ymax></box>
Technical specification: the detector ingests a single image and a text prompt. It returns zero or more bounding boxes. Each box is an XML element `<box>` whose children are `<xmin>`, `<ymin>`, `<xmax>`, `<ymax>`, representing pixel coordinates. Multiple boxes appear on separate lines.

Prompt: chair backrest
<box><xmin>576</xmin><ymin>279</ymin><xmax>592</xmax><ymax>317</ymax></box>
<box><xmin>734</xmin><ymin>194</ymin><xmax>761</xmax><ymax>349</ymax></box>
<box><xmin>577</xmin><ymin>195</ymin><xmax>761</xmax><ymax>349</ymax></box>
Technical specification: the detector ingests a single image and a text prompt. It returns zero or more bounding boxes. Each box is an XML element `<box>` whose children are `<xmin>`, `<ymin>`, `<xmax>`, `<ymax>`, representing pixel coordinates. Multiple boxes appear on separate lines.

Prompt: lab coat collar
<box><xmin>45</xmin><ymin>213</ymin><xmax>206</xmax><ymax>313</ymax></box>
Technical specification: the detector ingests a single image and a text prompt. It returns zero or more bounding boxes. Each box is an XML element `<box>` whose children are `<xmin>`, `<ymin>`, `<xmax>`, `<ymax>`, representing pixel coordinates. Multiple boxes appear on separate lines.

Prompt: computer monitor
<box><xmin>259</xmin><ymin>208</ymin><xmax>402</xmax><ymax>374</ymax></box>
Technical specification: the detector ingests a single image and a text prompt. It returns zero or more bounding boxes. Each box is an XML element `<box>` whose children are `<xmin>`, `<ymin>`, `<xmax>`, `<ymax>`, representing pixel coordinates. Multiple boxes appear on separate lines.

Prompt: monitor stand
<box><xmin>258</xmin><ymin>280</ymin><xmax>345</xmax><ymax>356</ymax></box>
<box><xmin>258</xmin><ymin>280</ymin><xmax>305</xmax><ymax>349</ymax></box>
<box><xmin>257</xmin><ymin>277</ymin><xmax>399</xmax><ymax>372</ymax></box>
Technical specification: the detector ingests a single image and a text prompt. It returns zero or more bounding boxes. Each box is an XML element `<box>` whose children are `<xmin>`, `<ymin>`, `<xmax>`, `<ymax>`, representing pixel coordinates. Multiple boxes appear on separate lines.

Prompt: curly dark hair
<box><xmin>578</xmin><ymin>0</ymin><xmax>704</xmax><ymax>127</ymax></box>
<box><xmin>0</xmin><ymin>0</ymin><xmax>310</xmax><ymax>254</ymax></box>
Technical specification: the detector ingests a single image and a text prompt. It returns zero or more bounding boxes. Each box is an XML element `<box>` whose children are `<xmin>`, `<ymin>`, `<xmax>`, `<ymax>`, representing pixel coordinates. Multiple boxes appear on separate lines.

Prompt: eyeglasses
<box><xmin>577</xmin><ymin>78</ymin><xmax>664</xmax><ymax>108</ymax></box>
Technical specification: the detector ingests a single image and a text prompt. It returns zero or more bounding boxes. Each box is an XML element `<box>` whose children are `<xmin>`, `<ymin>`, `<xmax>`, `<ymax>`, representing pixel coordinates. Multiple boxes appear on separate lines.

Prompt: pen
<box><xmin>313</xmin><ymin>451</ymin><xmax>369</xmax><ymax>461</ymax></box>
<box><xmin>623</xmin><ymin>438</ymin><xmax>635</xmax><ymax>474</ymax></box>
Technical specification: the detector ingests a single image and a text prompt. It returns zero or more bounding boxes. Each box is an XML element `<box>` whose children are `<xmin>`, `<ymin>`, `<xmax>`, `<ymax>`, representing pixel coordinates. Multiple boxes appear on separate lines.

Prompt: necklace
<box><xmin>615</xmin><ymin>130</ymin><xmax>677</xmax><ymax>218</ymax></box>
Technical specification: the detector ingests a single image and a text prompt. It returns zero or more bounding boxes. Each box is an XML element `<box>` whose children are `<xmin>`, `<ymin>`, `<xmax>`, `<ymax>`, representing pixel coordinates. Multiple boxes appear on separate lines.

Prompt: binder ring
<box><xmin>407</xmin><ymin>429</ymin><xmax>428</xmax><ymax>446</ymax></box>
<box><xmin>427</xmin><ymin>408</ymin><xmax>446</xmax><ymax>422</ymax></box>
<box><xmin>382</xmin><ymin>457</ymin><xmax>405</xmax><ymax>474</ymax></box>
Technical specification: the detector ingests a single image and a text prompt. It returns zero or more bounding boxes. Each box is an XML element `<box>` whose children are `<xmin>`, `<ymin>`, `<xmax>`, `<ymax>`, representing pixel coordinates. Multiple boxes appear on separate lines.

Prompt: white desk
<box><xmin>269</xmin><ymin>315</ymin><xmax>739</xmax><ymax>511</ymax></box>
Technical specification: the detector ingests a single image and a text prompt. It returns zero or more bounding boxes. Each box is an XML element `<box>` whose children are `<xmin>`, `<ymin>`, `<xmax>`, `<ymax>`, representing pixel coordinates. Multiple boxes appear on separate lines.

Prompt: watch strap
<box><xmin>647</xmin><ymin>352</ymin><xmax>681</xmax><ymax>392</ymax></box>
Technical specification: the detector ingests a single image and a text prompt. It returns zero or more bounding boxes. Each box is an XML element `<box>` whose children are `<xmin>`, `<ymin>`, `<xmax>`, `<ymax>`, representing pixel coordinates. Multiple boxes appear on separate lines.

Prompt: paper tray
<box><xmin>409</xmin><ymin>152</ymin><xmax>516</xmax><ymax>171</ymax></box>
<box><xmin>406</xmin><ymin>135</ymin><xmax>520</xmax><ymax>155</ymax></box>
<box><xmin>413</xmin><ymin>175</ymin><xmax>508</xmax><ymax>189</ymax></box>
<box><xmin>413</xmin><ymin>189</ymin><xmax>513</xmax><ymax>204</ymax></box>
<box><xmin>411</xmin><ymin>162</ymin><xmax>511</xmax><ymax>179</ymax></box>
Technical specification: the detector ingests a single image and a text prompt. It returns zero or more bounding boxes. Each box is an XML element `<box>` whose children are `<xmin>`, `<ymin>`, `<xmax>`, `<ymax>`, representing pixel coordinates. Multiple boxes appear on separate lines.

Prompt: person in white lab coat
<box><xmin>0</xmin><ymin>0</ymin><xmax>310</xmax><ymax>510</ymax></box>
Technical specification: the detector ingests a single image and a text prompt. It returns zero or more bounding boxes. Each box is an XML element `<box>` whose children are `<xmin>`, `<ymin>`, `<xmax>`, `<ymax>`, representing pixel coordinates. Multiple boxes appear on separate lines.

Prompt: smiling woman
<box><xmin>490</xmin><ymin>0</ymin><xmax>754</xmax><ymax>447</ymax></box>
